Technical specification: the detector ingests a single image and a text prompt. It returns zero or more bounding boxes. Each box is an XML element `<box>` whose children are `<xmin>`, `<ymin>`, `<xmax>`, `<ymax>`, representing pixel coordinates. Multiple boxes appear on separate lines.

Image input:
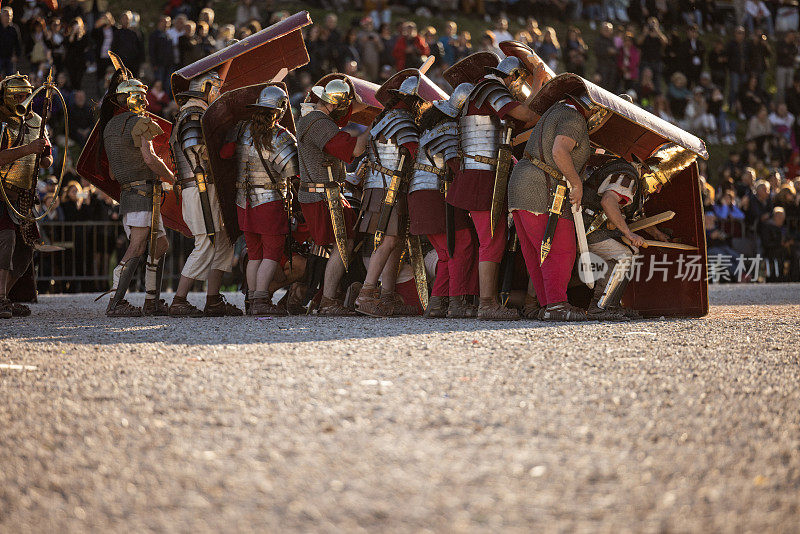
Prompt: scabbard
<box><xmin>148</xmin><ymin>182</ymin><xmax>162</xmax><ymax>261</ymax></box>
<box><xmin>499</xmin><ymin>221</ymin><xmax>518</xmax><ymax>306</ymax></box>
<box><xmin>490</xmin><ymin>128</ymin><xmax>514</xmax><ymax>238</ymax></box>
<box><xmin>490</xmin><ymin>145</ymin><xmax>513</xmax><ymax>238</ymax></box>
<box><xmin>324</xmin><ymin>166</ymin><xmax>349</xmax><ymax>271</ymax></box>
<box><xmin>540</xmin><ymin>182</ymin><xmax>568</xmax><ymax>263</ymax></box>
<box><xmin>194</xmin><ymin>171</ymin><xmax>216</xmax><ymax>245</ymax></box>
<box><xmin>407</xmin><ymin>234</ymin><xmax>429</xmax><ymax>310</ymax></box>
<box><xmin>373</xmin><ymin>154</ymin><xmax>406</xmax><ymax>252</ymax></box>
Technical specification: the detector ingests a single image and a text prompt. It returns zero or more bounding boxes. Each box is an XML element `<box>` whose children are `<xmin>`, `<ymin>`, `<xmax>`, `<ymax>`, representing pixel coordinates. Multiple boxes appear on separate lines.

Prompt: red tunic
<box><xmin>446</xmin><ymin>100</ymin><xmax>520</xmax><ymax>212</ymax></box>
<box><xmin>236</xmin><ymin>199</ymin><xmax>289</xmax><ymax>235</ymax></box>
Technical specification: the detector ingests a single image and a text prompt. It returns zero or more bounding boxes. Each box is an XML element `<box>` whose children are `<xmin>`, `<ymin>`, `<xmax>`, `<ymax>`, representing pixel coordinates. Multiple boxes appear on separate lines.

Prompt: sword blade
<box><xmin>571</xmin><ymin>203</ymin><xmax>594</xmax><ymax>289</ymax></box>
<box><xmin>627</xmin><ymin>211</ymin><xmax>676</xmax><ymax>232</ymax></box>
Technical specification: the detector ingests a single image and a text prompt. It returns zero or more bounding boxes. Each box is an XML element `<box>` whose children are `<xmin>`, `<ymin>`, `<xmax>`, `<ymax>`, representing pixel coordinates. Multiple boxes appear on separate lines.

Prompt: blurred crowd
<box><xmin>2</xmin><ymin>0</ymin><xmax>800</xmax><ymax>282</ymax></box>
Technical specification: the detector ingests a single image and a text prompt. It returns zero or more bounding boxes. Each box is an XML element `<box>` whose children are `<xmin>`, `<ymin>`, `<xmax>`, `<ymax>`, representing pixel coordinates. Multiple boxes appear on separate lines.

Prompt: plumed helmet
<box><xmin>311</xmin><ymin>79</ymin><xmax>352</xmax><ymax>107</ymax></box>
<box><xmin>188</xmin><ymin>69</ymin><xmax>223</xmax><ymax>102</ymax></box>
<box><xmin>488</xmin><ymin>56</ymin><xmax>528</xmax><ymax>79</ymax></box>
<box><xmin>116</xmin><ymin>78</ymin><xmax>149</xmax><ymax>114</ymax></box>
<box><xmin>250</xmin><ymin>85</ymin><xmax>289</xmax><ymax>111</ymax></box>
<box><xmin>433</xmin><ymin>82</ymin><xmax>474</xmax><ymax>117</ymax></box>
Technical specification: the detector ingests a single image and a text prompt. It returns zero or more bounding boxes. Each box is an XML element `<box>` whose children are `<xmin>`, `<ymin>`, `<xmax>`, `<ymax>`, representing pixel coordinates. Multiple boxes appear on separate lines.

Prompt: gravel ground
<box><xmin>1</xmin><ymin>284</ymin><xmax>799</xmax><ymax>533</ymax></box>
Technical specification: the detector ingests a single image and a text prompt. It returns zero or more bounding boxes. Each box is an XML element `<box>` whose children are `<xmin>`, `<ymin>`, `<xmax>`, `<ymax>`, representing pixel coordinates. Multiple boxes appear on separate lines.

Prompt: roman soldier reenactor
<box><xmin>219</xmin><ymin>85</ymin><xmax>298</xmax><ymax>316</ymax></box>
<box><xmin>354</xmin><ymin>75</ymin><xmax>422</xmax><ymax>317</ymax></box>
<box><xmin>100</xmin><ymin>71</ymin><xmax>174</xmax><ymax>317</ymax></box>
<box><xmin>0</xmin><ymin>73</ymin><xmax>52</xmax><ymax>319</ymax></box>
<box><xmin>171</xmin><ymin>69</ymin><xmax>243</xmax><ymax>317</ymax></box>
<box><xmin>508</xmin><ymin>94</ymin><xmax>599</xmax><ymax>322</ymax></box>
<box><xmin>296</xmin><ymin>78</ymin><xmax>369</xmax><ymax>316</ymax></box>
<box><xmin>448</xmin><ymin>56</ymin><xmax>539</xmax><ymax>320</ymax></box>
<box><xmin>410</xmin><ymin>83</ymin><xmax>480</xmax><ymax>318</ymax></box>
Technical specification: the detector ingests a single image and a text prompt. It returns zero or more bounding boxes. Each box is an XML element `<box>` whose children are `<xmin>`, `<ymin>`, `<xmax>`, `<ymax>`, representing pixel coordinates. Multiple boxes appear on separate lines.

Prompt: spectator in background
<box><xmin>678</xmin><ymin>24</ymin><xmax>704</xmax><ymax>87</ymax></box>
<box><xmin>27</xmin><ymin>17</ymin><xmax>50</xmax><ymax>76</ymax></box>
<box><xmin>322</xmin><ymin>13</ymin><xmax>344</xmax><ymax>72</ymax></box>
<box><xmin>637</xmin><ymin>17</ymin><xmax>668</xmax><ymax>90</ymax></box>
<box><xmin>538</xmin><ymin>27</ymin><xmax>561</xmax><ymax>73</ymax></box>
<box><xmin>739</xmin><ymin>74</ymin><xmax>767</xmax><ymax>120</ymax></box>
<box><xmin>92</xmin><ymin>13</ymin><xmax>115</xmax><ymax>90</ymax></box>
<box><xmin>636</xmin><ymin>66</ymin><xmax>657</xmax><ymax>109</ymax></box>
<box><xmin>146</xmin><ymin>80</ymin><xmax>170</xmax><ymax>116</ymax></box>
<box><xmin>667</xmin><ymin>71</ymin><xmax>691</xmax><ymax>120</ymax></box>
<box><xmin>216</xmin><ymin>24</ymin><xmax>236</xmax><ymax>51</ymax></box>
<box><xmin>477</xmin><ymin>30</ymin><xmax>502</xmax><ymax>58</ymax></box>
<box><xmin>235</xmin><ymin>0</ymin><xmax>261</xmax><ymax>29</ymax></box>
<box><xmin>392</xmin><ymin>22</ymin><xmax>428</xmax><ymax>70</ymax></box>
<box><xmin>653</xmin><ymin>93</ymin><xmax>676</xmax><ymax>124</ymax></box>
<box><xmin>776</xmin><ymin>0</ymin><xmax>800</xmax><ymax>33</ymax></box>
<box><xmin>198</xmin><ymin>8</ymin><xmax>217</xmax><ymax>38</ymax></box>
<box><xmin>111</xmin><ymin>11</ymin><xmax>144</xmax><ymax>78</ymax></box>
<box><xmin>564</xmin><ymin>26</ymin><xmax>588</xmax><ymax>77</ymax></box>
<box><xmin>714</xmin><ymin>189</ymin><xmax>746</xmax><ymax>220</ymax></box>
<box><xmin>378</xmin><ymin>23</ymin><xmax>396</xmax><ymax>68</ymax></box>
<box><xmin>493</xmin><ymin>18</ymin><xmax>513</xmax><ymax>45</ymax></box>
<box><xmin>769</xmin><ymin>103</ymin><xmax>795</xmax><ymax>143</ymax></box>
<box><xmin>424</xmin><ymin>27</ymin><xmax>444</xmax><ymax>66</ymax></box>
<box><xmin>178</xmin><ymin>21</ymin><xmax>203</xmax><ymax>67</ymax></box>
<box><xmin>747</xmin><ymin>179</ymin><xmax>774</xmax><ymax>231</ymax></box>
<box><xmin>747</xmin><ymin>32</ymin><xmax>772</xmax><ymax>89</ymax></box>
<box><xmin>439</xmin><ymin>21</ymin><xmax>458</xmax><ymax>67</ymax></box>
<box><xmin>760</xmin><ymin>207</ymin><xmax>791</xmax><ymax>281</ymax></box>
<box><xmin>67</xmin><ymin>90</ymin><xmax>93</xmax><ymax>145</ymax></box>
<box><xmin>343</xmin><ymin>28</ymin><xmax>361</xmax><ymax>68</ymax></box>
<box><xmin>726</xmin><ymin>26</ymin><xmax>748</xmax><ymax>110</ymax></box>
<box><xmin>707</xmin><ymin>40</ymin><xmax>728</xmax><ymax>91</ymax></box>
<box><xmin>64</xmin><ymin>16</ymin><xmax>90</xmax><ymax>90</ymax></box>
<box><xmin>594</xmin><ymin>22</ymin><xmax>618</xmax><ymax>90</ymax></box>
<box><xmin>45</xmin><ymin>17</ymin><xmax>65</xmax><ymax>73</ymax></box>
<box><xmin>744</xmin><ymin>0</ymin><xmax>774</xmax><ymax>37</ymax></box>
<box><xmin>684</xmin><ymin>86</ymin><xmax>718</xmax><ymax>143</ymax></box>
<box><xmin>775</xmin><ymin>31</ymin><xmax>798</xmax><ymax>104</ymax></box>
<box><xmin>357</xmin><ymin>17</ymin><xmax>383</xmax><ymax>81</ymax></box>
<box><xmin>149</xmin><ymin>16</ymin><xmax>174</xmax><ymax>87</ymax></box>
<box><xmin>453</xmin><ymin>31</ymin><xmax>472</xmax><ymax>62</ymax></box>
<box><xmin>197</xmin><ymin>21</ymin><xmax>216</xmax><ymax>57</ymax></box>
<box><xmin>0</xmin><ymin>7</ymin><xmax>21</xmax><ymax>76</ymax></box>
<box><xmin>618</xmin><ymin>33</ymin><xmax>641</xmax><ymax>91</ymax></box>
<box><xmin>705</xmin><ymin>211</ymin><xmax>741</xmax><ymax>279</ymax></box>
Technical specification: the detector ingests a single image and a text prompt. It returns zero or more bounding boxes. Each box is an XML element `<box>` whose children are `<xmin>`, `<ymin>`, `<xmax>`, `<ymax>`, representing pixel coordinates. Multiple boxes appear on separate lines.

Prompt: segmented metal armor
<box><xmin>457</xmin><ymin>77</ymin><xmax>513</xmax><ymax>172</ymax></box>
<box><xmin>409</xmin><ymin>120</ymin><xmax>458</xmax><ymax>193</ymax></box>
<box><xmin>170</xmin><ymin>101</ymin><xmax>209</xmax><ymax>187</ymax></box>
<box><xmin>364</xmin><ymin>108</ymin><xmax>418</xmax><ymax>189</ymax></box>
<box><xmin>581</xmin><ymin>158</ymin><xmax>645</xmax><ymax>245</ymax></box>
<box><xmin>232</xmin><ymin>123</ymin><xmax>298</xmax><ymax>208</ymax></box>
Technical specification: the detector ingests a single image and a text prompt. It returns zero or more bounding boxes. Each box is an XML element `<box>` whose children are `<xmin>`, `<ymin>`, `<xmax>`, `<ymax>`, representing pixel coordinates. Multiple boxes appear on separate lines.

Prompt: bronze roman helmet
<box><xmin>488</xmin><ymin>56</ymin><xmax>530</xmax><ymax>101</ymax></box>
<box><xmin>311</xmin><ymin>79</ymin><xmax>353</xmax><ymax>122</ymax></box>
<box><xmin>115</xmin><ymin>78</ymin><xmax>149</xmax><ymax>114</ymax></box>
<box><xmin>0</xmin><ymin>72</ymin><xmax>34</xmax><ymax>118</ymax></box>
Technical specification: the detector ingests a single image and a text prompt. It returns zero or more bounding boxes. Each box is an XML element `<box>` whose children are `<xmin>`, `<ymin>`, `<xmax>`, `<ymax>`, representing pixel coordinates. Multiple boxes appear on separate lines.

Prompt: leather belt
<box><xmin>460</xmin><ymin>152</ymin><xmax>498</xmax><ymax>166</ymax></box>
<box><xmin>413</xmin><ymin>163</ymin><xmax>445</xmax><ymax>176</ymax></box>
<box><xmin>301</xmin><ymin>182</ymin><xmax>337</xmax><ymax>194</ymax></box>
<box><xmin>523</xmin><ymin>152</ymin><xmax>563</xmax><ymax>180</ymax></box>
<box><xmin>366</xmin><ymin>161</ymin><xmax>398</xmax><ymax>176</ymax></box>
<box><xmin>120</xmin><ymin>180</ymin><xmax>158</xmax><ymax>198</ymax></box>
<box><xmin>236</xmin><ymin>182</ymin><xmax>278</xmax><ymax>190</ymax></box>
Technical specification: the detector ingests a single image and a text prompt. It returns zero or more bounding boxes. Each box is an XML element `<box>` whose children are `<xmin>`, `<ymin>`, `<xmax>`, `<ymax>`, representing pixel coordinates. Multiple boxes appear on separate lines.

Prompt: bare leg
<box><xmin>206</xmin><ymin>269</ymin><xmax>224</xmax><ymax>296</ymax></box>
<box><xmin>175</xmin><ymin>275</ymin><xmax>195</xmax><ymax>298</ymax></box>
<box><xmin>478</xmin><ymin>260</ymin><xmax>500</xmax><ymax>301</ymax></box>
<box><xmin>378</xmin><ymin>241</ymin><xmax>403</xmax><ymax>292</ymax></box>
<box><xmin>246</xmin><ymin>259</ymin><xmax>261</xmax><ymax>293</ymax></box>
<box><xmin>322</xmin><ymin>239</ymin><xmax>353</xmax><ymax>300</ymax></box>
<box><xmin>364</xmin><ymin>235</ymin><xmax>399</xmax><ymax>287</ymax></box>
<box><xmin>255</xmin><ymin>259</ymin><xmax>279</xmax><ymax>292</ymax></box>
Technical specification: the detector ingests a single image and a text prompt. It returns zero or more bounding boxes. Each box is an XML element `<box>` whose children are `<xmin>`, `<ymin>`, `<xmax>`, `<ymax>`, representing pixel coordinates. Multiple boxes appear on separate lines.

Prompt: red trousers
<box><xmin>243</xmin><ymin>232</ymin><xmax>285</xmax><ymax>261</ymax></box>
<box><xmin>469</xmin><ymin>209</ymin><xmax>506</xmax><ymax>263</ymax></box>
<box><xmin>427</xmin><ymin>228</ymin><xmax>479</xmax><ymax>297</ymax></box>
<box><xmin>513</xmin><ymin>210</ymin><xmax>576</xmax><ymax>306</ymax></box>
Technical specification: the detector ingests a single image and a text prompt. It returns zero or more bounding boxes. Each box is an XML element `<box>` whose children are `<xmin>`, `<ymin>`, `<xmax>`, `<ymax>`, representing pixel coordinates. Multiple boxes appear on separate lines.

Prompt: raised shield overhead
<box><xmin>374</xmin><ymin>68</ymin><xmax>449</xmax><ymax>105</ymax></box>
<box><xmin>171</xmin><ymin>11</ymin><xmax>312</xmax><ymax>98</ymax></box>
<box><xmin>529</xmin><ymin>73</ymin><xmax>709</xmax><ymax>318</ymax></box>
<box><xmin>443</xmin><ymin>51</ymin><xmax>499</xmax><ymax>88</ymax></box>
<box><xmin>304</xmin><ymin>74</ymin><xmax>382</xmax><ymax>126</ymax></box>
<box><xmin>498</xmin><ymin>40</ymin><xmax>557</xmax><ymax>98</ymax></box>
<box><xmin>77</xmin><ymin>111</ymin><xmax>191</xmax><ymax>236</ymax></box>
<box><xmin>202</xmin><ymin>82</ymin><xmax>296</xmax><ymax>243</ymax></box>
